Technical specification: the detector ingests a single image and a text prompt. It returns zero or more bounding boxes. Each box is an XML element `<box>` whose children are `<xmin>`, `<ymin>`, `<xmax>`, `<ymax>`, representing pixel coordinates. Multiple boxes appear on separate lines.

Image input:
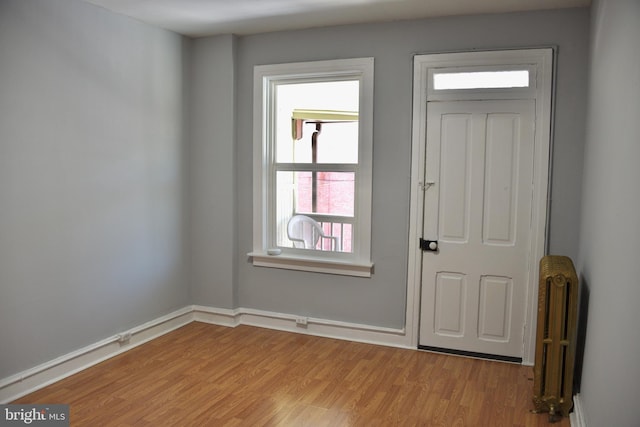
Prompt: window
<box><xmin>433</xmin><ymin>70</ymin><xmax>530</xmax><ymax>90</ymax></box>
<box><xmin>250</xmin><ymin>58</ymin><xmax>374</xmax><ymax>277</ymax></box>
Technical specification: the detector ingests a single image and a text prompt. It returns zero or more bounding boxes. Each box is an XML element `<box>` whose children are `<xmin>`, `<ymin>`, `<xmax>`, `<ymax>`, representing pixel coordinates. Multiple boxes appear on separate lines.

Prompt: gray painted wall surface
<box><xmin>578</xmin><ymin>1</ymin><xmax>640</xmax><ymax>425</ymax></box>
<box><xmin>230</xmin><ymin>9</ymin><xmax>589</xmax><ymax>329</ymax></box>
<box><xmin>188</xmin><ymin>35</ymin><xmax>237</xmax><ymax>308</ymax></box>
<box><xmin>0</xmin><ymin>0</ymin><xmax>189</xmax><ymax>378</ymax></box>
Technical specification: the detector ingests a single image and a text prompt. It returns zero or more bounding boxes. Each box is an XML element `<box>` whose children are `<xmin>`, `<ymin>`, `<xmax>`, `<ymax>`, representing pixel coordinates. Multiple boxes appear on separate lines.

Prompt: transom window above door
<box><xmin>433</xmin><ymin>69</ymin><xmax>530</xmax><ymax>90</ymax></box>
<box><xmin>426</xmin><ymin>64</ymin><xmax>537</xmax><ymax>101</ymax></box>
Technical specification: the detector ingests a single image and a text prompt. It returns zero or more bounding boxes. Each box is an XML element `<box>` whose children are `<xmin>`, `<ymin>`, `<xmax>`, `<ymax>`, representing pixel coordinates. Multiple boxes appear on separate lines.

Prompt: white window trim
<box><xmin>249</xmin><ymin>57</ymin><xmax>374</xmax><ymax>277</ymax></box>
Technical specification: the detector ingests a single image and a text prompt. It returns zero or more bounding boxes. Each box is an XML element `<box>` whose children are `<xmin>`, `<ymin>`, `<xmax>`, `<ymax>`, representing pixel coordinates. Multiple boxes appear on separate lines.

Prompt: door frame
<box><xmin>405</xmin><ymin>48</ymin><xmax>555</xmax><ymax>365</ymax></box>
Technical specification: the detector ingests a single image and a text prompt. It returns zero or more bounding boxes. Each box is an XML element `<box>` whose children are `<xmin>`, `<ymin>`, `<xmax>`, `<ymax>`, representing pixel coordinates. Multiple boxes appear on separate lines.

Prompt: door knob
<box><xmin>420</xmin><ymin>238</ymin><xmax>438</xmax><ymax>252</ymax></box>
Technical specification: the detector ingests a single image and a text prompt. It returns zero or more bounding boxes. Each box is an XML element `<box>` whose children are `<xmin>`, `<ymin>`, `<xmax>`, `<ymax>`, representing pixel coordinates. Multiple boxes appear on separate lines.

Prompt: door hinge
<box><xmin>419</xmin><ymin>238</ymin><xmax>438</xmax><ymax>252</ymax></box>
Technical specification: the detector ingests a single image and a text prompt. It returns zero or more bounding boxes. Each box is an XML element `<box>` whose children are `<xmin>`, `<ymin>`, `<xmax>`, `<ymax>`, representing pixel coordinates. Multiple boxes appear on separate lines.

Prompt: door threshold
<box><xmin>418</xmin><ymin>345</ymin><xmax>522</xmax><ymax>364</ymax></box>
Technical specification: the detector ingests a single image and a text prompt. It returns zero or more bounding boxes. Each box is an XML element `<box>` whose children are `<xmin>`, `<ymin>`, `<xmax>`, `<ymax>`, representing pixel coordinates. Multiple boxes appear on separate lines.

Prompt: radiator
<box><xmin>532</xmin><ymin>255</ymin><xmax>579</xmax><ymax>422</ymax></box>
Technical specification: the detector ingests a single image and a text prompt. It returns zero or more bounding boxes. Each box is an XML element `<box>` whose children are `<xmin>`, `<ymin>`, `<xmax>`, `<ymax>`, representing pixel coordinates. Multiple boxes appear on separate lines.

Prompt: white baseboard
<box><xmin>1</xmin><ymin>304</ymin><xmax>411</xmax><ymax>403</ymax></box>
<box><xmin>0</xmin><ymin>307</ymin><xmax>194</xmax><ymax>404</ymax></box>
<box><xmin>193</xmin><ymin>305</ymin><xmax>411</xmax><ymax>349</ymax></box>
<box><xmin>570</xmin><ymin>393</ymin><xmax>587</xmax><ymax>427</ymax></box>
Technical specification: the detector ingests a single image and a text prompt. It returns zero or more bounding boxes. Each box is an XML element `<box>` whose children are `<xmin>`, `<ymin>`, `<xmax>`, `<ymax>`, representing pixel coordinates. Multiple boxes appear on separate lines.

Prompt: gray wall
<box><xmin>0</xmin><ymin>0</ymin><xmax>190</xmax><ymax>378</ymax></box>
<box><xmin>577</xmin><ymin>0</ymin><xmax>640</xmax><ymax>425</ymax></box>
<box><xmin>188</xmin><ymin>35</ymin><xmax>237</xmax><ymax>308</ymax></box>
<box><xmin>224</xmin><ymin>9</ymin><xmax>589</xmax><ymax>329</ymax></box>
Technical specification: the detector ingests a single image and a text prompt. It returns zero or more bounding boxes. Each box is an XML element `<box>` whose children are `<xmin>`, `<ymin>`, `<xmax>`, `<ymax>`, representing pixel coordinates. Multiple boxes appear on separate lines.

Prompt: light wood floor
<box><xmin>14</xmin><ymin>322</ymin><xmax>570</xmax><ymax>426</ymax></box>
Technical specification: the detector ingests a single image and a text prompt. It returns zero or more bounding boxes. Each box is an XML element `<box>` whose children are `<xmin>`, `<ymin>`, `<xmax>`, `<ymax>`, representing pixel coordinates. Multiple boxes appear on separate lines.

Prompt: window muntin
<box><xmin>252</xmin><ymin>58</ymin><xmax>373</xmax><ymax>276</ymax></box>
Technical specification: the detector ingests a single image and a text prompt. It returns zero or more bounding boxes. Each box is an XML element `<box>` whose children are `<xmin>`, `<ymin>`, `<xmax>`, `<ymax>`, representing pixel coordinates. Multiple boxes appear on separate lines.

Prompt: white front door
<box><xmin>418</xmin><ymin>99</ymin><xmax>535</xmax><ymax>360</ymax></box>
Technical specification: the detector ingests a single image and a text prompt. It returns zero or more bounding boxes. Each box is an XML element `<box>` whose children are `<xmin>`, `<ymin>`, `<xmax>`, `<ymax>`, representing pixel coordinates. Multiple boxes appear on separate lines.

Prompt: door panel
<box><xmin>483</xmin><ymin>114</ymin><xmax>519</xmax><ymax>245</ymax></box>
<box><xmin>478</xmin><ymin>275</ymin><xmax>512</xmax><ymax>342</ymax></box>
<box><xmin>439</xmin><ymin>114</ymin><xmax>472</xmax><ymax>242</ymax></box>
<box><xmin>434</xmin><ymin>272</ymin><xmax>467</xmax><ymax>337</ymax></box>
<box><xmin>419</xmin><ymin>100</ymin><xmax>535</xmax><ymax>359</ymax></box>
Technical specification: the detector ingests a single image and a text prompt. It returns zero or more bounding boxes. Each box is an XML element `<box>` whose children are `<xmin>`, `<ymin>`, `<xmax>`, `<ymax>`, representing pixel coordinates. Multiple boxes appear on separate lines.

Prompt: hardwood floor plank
<box><xmin>13</xmin><ymin>322</ymin><xmax>570</xmax><ymax>426</ymax></box>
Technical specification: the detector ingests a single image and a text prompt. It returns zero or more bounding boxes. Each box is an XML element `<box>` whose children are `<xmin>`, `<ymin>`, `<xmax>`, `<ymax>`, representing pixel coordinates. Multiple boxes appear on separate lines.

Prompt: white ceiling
<box><xmin>82</xmin><ymin>0</ymin><xmax>590</xmax><ymax>38</ymax></box>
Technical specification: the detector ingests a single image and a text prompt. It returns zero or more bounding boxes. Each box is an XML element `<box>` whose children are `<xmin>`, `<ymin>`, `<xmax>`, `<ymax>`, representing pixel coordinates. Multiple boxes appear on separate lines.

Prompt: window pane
<box><xmin>276</xmin><ymin>171</ymin><xmax>355</xmax><ymax>253</ymax></box>
<box><xmin>287</xmin><ymin>171</ymin><xmax>355</xmax><ymax>216</ymax></box>
<box><xmin>433</xmin><ymin>70</ymin><xmax>529</xmax><ymax>90</ymax></box>
<box><xmin>276</xmin><ymin>81</ymin><xmax>359</xmax><ymax>164</ymax></box>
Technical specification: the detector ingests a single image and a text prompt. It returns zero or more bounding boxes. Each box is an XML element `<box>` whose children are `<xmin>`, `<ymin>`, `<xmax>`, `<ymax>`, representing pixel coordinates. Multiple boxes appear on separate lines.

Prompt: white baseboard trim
<box><xmin>570</xmin><ymin>393</ymin><xmax>587</xmax><ymax>427</ymax></box>
<box><xmin>193</xmin><ymin>305</ymin><xmax>411</xmax><ymax>349</ymax></box>
<box><xmin>0</xmin><ymin>307</ymin><xmax>194</xmax><ymax>404</ymax></box>
<box><xmin>1</xmin><ymin>304</ymin><xmax>411</xmax><ymax>403</ymax></box>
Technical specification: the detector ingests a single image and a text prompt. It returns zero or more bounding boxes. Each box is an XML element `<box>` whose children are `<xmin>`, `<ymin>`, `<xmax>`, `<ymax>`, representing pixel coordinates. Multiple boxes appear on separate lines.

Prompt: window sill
<box><xmin>248</xmin><ymin>251</ymin><xmax>374</xmax><ymax>277</ymax></box>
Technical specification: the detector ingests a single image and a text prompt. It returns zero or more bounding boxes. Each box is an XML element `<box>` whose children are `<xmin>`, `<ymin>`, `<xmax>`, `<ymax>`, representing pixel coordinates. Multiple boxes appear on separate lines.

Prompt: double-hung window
<box><xmin>250</xmin><ymin>58</ymin><xmax>374</xmax><ymax>277</ymax></box>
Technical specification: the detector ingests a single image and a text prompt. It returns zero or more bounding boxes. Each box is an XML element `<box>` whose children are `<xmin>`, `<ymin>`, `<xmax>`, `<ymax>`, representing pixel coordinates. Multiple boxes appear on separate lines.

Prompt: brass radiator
<box><xmin>532</xmin><ymin>255</ymin><xmax>578</xmax><ymax>422</ymax></box>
